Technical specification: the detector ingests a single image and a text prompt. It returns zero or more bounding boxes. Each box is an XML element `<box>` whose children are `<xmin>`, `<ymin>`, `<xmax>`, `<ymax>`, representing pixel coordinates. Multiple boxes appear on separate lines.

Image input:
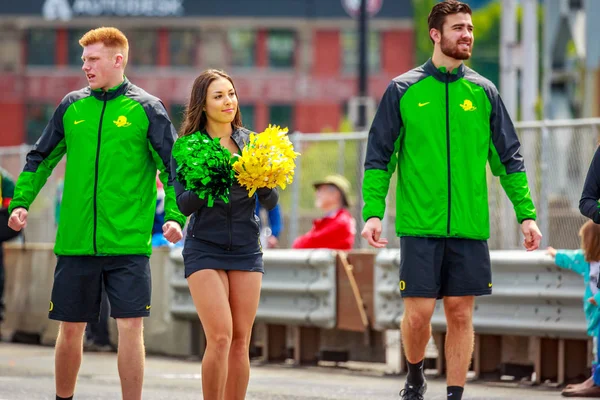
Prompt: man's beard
<box><xmin>440</xmin><ymin>35</ymin><xmax>472</xmax><ymax>60</ymax></box>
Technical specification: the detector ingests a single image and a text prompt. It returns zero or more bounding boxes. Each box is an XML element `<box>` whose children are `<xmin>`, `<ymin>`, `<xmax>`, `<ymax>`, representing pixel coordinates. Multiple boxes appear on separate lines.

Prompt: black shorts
<box><xmin>49</xmin><ymin>255</ymin><xmax>151</xmax><ymax>322</ymax></box>
<box><xmin>399</xmin><ymin>236</ymin><xmax>492</xmax><ymax>298</ymax></box>
<box><xmin>183</xmin><ymin>238</ymin><xmax>264</xmax><ymax>279</ymax></box>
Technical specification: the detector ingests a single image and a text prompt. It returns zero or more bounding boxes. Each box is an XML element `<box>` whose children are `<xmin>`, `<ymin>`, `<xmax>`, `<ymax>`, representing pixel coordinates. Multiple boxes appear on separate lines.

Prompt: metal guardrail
<box><xmin>286</xmin><ymin>118</ymin><xmax>600</xmax><ymax>251</ymax></box>
<box><xmin>374</xmin><ymin>249</ymin><xmax>588</xmax><ymax>339</ymax></box>
<box><xmin>169</xmin><ymin>248</ymin><xmax>337</xmax><ymax>329</ymax></box>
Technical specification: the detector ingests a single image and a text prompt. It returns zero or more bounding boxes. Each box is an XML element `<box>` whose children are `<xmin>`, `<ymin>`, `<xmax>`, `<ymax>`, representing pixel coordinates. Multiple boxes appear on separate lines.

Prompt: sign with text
<box><xmin>2</xmin><ymin>0</ymin><xmax>410</xmax><ymax>19</ymax></box>
<box><xmin>42</xmin><ymin>0</ymin><xmax>184</xmax><ymax>20</ymax></box>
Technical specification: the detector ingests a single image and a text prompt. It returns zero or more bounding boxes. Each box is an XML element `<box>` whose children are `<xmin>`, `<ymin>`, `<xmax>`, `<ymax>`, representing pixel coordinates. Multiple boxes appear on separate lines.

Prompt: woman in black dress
<box><xmin>171</xmin><ymin>69</ymin><xmax>278</xmax><ymax>400</ymax></box>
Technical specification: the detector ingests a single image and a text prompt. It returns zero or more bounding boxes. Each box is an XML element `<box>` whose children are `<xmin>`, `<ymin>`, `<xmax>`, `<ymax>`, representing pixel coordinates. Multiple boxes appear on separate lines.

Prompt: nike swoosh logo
<box><xmin>488</xmin><ymin>283</ymin><xmax>493</xmax><ymax>287</ymax></box>
<box><xmin>74</xmin><ymin>120</ymin><xmax>85</xmax><ymax>125</ymax></box>
<box><xmin>146</xmin><ymin>305</ymin><xmax>151</xmax><ymax>310</ymax></box>
<box><xmin>418</xmin><ymin>102</ymin><xmax>430</xmax><ymax>107</ymax></box>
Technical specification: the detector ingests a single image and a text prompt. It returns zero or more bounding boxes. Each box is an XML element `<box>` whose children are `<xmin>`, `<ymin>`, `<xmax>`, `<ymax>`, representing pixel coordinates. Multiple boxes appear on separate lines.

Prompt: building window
<box><xmin>26</xmin><ymin>104</ymin><xmax>55</xmax><ymax>144</ymax></box>
<box><xmin>126</xmin><ymin>30</ymin><xmax>158</xmax><ymax>67</ymax></box>
<box><xmin>269</xmin><ymin>105</ymin><xmax>293</xmax><ymax>131</ymax></box>
<box><xmin>239</xmin><ymin>105</ymin><xmax>255</xmax><ymax>131</ymax></box>
<box><xmin>341</xmin><ymin>30</ymin><xmax>380</xmax><ymax>73</ymax></box>
<box><xmin>0</xmin><ymin>30</ymin><xmax>21</xmax><ymax>72</ymax></box>
<box><xmin>170</xmin><ymin>30</ymin><xmax>198</xmax><ymax>67</ymax></box>
<box><xmin>68</xmin><ymin>29</ymin><xmax>93</xmax><ymax>66</ymax></box>
<box><xmin>268</xmin><ymin>30</ymin><xmax>295</xmax><ymax>68</ymax></box>
<box><xmin>228</xmin><ymin>30</ymin><xmax>256</xmax><ymax>68</ymax></box>
<box><xmin>27</xmin><ymin>29</ymin><xmax>56</xmax><ymax>66</ymax></box>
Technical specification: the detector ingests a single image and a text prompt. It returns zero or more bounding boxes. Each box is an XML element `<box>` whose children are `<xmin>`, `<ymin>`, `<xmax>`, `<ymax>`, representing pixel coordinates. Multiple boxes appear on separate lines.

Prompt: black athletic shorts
<box><xmin>399</xmin><ymin>236</ymin><xmax>492</xmax><ymax>298</ymax></box>
<box><xmin>49</xmin><ymin>255</ymin><xmax>151</xmax><ymax>322</ymax></box>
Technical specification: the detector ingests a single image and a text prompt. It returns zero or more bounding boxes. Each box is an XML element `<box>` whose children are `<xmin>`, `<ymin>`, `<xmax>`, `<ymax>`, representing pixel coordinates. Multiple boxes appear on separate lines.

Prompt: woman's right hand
<box><xmin>546</xmin><ymin>246</ymin><xmax>557</xmax><ymax>258</ymax></box>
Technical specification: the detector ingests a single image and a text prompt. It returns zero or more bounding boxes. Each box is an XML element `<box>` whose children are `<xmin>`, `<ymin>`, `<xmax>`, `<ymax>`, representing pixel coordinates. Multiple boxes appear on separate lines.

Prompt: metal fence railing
<box><xmin>284</xmin><ymin>118</ymin><xmax>600</xmax><ymax>250</ymax></box>
<box><xmin>1</xmin><ymin>118</ymin><xmax>599</xmax><ymax>249</ymax></box>
<box><xmin>170</xmin><ymin>248</ymin><xmax>338</xmax><ymax>328</ymax></box>
<box><xmin>0</xmin><ymin>144</ymin><xmax>64</xmax><ymax>243</ymax></box>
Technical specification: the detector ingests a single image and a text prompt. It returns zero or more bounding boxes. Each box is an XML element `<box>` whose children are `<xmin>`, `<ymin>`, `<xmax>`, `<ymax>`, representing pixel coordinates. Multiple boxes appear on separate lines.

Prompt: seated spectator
<box><xmin>292</xmin><ymin>174</ymin><xmax>355</xmax><ymax>250</ymax></box>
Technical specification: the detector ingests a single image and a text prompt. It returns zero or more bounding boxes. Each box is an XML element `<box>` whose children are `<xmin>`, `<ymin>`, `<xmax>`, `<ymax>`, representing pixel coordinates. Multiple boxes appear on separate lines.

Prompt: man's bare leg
<box><xmin>116</xmin><ymin>317</ymin><xmax>145</xmax><ymax>400</ymax></box>
<box><xmin>401</xmin><ymin>297</ymin><xmax>436</xmax><ymax>391</ymax></box>
<box><xmin>444</xmin><ymin>296</ymin><xmax>475</xmax><ymax>399</ymax></box>
<box><xmin>55</xmin><ymin>322</ymin><xmax>86</xmax><ymax>398</ymax></box>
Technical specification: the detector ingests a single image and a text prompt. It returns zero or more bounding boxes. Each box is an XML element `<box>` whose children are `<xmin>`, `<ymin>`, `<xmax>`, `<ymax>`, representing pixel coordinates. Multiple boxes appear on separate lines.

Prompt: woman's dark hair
<box><xmin>178</xmin><ymin>69</ymin><xmax>242</xmax><ymax>137</ymax></box>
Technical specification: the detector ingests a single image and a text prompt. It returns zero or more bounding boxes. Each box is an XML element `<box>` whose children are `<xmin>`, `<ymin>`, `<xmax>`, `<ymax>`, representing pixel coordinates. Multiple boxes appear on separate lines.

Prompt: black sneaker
<box><xmin>399</xmin><ymin>380</ymin><xmax>427</xmax><ymax>400</ymax></box>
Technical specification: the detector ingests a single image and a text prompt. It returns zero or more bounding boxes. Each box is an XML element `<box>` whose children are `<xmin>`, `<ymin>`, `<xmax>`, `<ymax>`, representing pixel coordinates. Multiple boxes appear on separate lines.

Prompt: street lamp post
<box><xmin>356</xmin><ymin>0</ymin><xmax>368</xmax><ymax>242</ymax></box>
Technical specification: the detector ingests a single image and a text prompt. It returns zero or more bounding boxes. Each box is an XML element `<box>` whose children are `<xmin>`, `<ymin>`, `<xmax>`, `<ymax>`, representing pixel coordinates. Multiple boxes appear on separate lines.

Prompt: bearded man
<box><xmin>360</xmin><ymin>1</ymin><xmax>542</xmax><ymax>399</ymax></box>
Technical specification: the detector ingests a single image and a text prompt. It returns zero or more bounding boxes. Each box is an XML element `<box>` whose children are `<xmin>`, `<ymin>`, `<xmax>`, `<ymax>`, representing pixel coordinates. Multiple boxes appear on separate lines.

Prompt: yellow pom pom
<box><xmin>233</xmin><ymin>125</ymin><xmax>300</xmax><ymax>196</ymax></box>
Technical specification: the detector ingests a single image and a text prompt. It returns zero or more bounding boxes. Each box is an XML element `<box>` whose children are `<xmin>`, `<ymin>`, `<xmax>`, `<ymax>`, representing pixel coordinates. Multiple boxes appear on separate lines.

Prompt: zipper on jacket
<box><xmin>227</xmin><ymin>195</ymin><xmax>233</xmax><ymax>251</ymax></box>
<box><xmin>445</xmin><ymin>74</ymin><xmax>451</xmax><ymax>235</ymax></box>
<box><xmin>190</xmin><ymin>211</ymin><xmax>199</xmax><ymax>238</ymax></box>
<box><xmin>93</xmin><ymin>93</ymin><xmax>108</xmax><ymax>254</ymax></box>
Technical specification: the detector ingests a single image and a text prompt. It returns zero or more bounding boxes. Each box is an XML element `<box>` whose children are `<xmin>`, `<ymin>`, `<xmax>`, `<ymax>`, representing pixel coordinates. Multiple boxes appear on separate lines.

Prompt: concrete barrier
<box><xmin>2</xmin><ymin>243</ymin><xmax>195</xmax><ymax>357</ymax></box>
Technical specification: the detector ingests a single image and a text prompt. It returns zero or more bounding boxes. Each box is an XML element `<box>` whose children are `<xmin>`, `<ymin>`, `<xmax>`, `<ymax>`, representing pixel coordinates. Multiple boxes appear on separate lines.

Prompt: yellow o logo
<box><xmin>399</xmin><ymin>280</ymin><xmax>406</xmax><ymax>291</ymax></box>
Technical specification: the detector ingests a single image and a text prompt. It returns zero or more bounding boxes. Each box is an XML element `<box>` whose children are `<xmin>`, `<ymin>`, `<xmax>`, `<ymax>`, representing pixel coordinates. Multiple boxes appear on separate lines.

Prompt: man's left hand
<box><xmin>163</xmin><ymin>221</ymin><xmax>183</xmax><ymax>244</ymax></box>
<box><xmin>521</xmin><ymin>219</ymin><xmax>542</xmax><ymax>251</ymax></box>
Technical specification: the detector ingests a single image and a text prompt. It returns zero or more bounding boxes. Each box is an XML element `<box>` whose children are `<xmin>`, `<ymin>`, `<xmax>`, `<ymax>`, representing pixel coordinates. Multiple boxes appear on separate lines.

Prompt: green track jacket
<box><xmin>9</xmin><ymin>78</ymin><xmax>186</xmax><ymax>255</ymax></box>
<box><xmin>0</xmin><ymin>167</ymin><xmax>15</xmax><ymax>209</ymax></box>
<box><xmin>362</xmin><ymin>59</ymin><xmax>536</xmax><ymax>240</ymax></box>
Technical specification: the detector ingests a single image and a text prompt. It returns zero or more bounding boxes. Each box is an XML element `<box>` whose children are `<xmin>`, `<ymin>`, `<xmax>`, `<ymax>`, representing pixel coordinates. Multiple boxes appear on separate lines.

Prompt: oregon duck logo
<box><xmin>459</xmin><ymin>99</ymin><xmax>477</xmax><ymax>111</ymax></box>
<box><xmin>114</xmin><ymin>116</ymin><xmax>131</xmax><ymax>127</ymax></box>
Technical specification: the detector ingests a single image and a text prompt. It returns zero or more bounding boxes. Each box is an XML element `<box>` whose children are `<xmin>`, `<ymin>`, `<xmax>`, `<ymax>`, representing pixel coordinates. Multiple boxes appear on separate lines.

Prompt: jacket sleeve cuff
<box><xmin>164</xmin><ymin>219</ymin><xmax>185</xmax><ymax>230</ymax></box>
<box><xmin>8</xmin><ymin>203</ymin><xmax>28</xmax><ymax>214</ymax></box>
<box><xmin>519</xmin><ymin>217</ymin><xmax>536</xmax><ymax>223</ymax></box>
<box><xmin>257</xmin><ymin>188</ymin><xmax>279</xmax><ymax>211</ymax></box>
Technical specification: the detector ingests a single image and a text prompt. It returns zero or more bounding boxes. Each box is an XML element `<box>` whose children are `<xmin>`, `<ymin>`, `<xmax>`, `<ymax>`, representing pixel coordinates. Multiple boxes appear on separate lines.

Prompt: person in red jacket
<box><xmin>292</xmin><ymin>174</ymin><xmax>356</xmax><ymax>250</ymax></box>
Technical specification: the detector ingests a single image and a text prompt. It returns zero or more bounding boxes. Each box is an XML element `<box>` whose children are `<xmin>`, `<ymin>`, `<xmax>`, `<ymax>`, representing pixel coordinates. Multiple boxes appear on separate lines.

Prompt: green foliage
<box><xmin>469</xmin><ymin>1</ymin><xmax>502</xmax><ymax>85</ymax></box>
<box><xmin>412</xmin><ymin>0</ymin><xmax>438</xmax><ymax>65</ymax></box>
<box><xmin>279</xmin><ymin>137</ymin><xmax>361</xmax><ymax>211</ymax></box>
<box><xmin>338</xmin><ymin>117</ymin><xmax>355</xmax><ymax>133</ymax></box>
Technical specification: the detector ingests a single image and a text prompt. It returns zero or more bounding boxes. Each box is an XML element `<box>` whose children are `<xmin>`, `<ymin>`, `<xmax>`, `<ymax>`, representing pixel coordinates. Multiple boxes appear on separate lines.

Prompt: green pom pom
<box><xmin>172</xmin><ymin>132</ymin><xmax>236</xmax><ymax>206</ymax></box>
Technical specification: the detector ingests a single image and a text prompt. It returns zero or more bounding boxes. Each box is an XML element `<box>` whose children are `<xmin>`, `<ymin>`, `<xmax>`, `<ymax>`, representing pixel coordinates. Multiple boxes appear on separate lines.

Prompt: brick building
<box><xmin>0</xmin><ymin>0</ymin><xmax>414</xmax><ymax>145</ymax></box>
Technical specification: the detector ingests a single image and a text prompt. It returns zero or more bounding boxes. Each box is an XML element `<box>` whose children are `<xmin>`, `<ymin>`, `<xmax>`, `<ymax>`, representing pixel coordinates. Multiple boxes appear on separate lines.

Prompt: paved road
<box><xmin>0</xmin><ymin>343</ymin><xmax>568</xmax><ymax>399</ymax></box>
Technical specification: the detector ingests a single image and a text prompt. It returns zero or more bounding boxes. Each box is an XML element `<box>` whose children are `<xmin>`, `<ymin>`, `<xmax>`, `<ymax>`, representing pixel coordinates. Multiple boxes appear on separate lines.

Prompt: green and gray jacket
<box><xmin>362</xmin><ymin>59</ymin><xmax>536</xmax><ymax>240</ymax></box>
<box><xmin>9</xmin><ymin>78</ymin><xmax>186</xmax><ymax>255</ymax></box>
<box><xmin>0</xmin><ymin>167</ymin><xmax>15</xmax><ymax>209</ymax></box>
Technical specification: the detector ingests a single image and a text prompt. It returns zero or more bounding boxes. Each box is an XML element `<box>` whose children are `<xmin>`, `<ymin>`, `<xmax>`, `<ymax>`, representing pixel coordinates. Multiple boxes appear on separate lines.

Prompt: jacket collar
<box><xmin>231</xmin><ymin>127</ymin><xmax>252</xmax><ymax>150</ymax></box>
<box><xmin>424</xmin><ymin>58</ymin><xmax>465</xmax><ymax>83</ymax></box>
<box><xmin>199</xmin><ymin>127</ymin><xmax>251</xmax><ymax>151</ymax></box>
<box><xmin>90</xmin><ymin>77</ymin><xmax>130</xmax><ymax>101</ymax></box>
